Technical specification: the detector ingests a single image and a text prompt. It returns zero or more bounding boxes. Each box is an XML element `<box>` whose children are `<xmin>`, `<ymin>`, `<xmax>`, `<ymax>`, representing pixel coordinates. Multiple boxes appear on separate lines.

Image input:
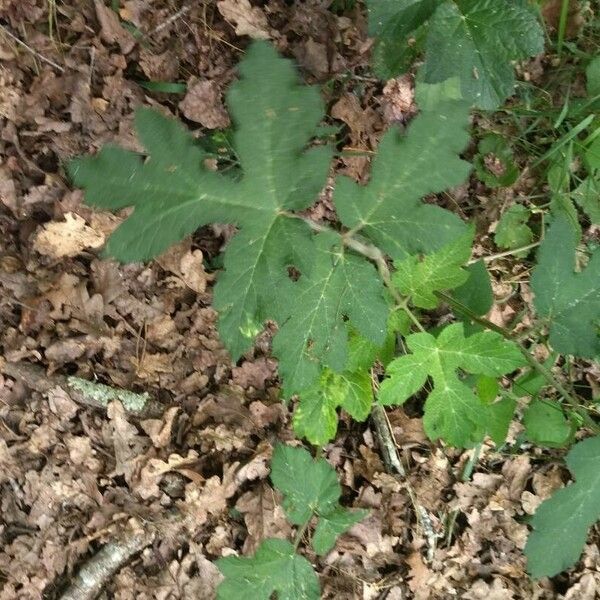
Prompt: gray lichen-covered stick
<box><xmin>59</xmin><ymin>531</ymin><xmax>155</xmax><ymax>600</ymax></box>
<box><xmin>1</xmin><ymin>361</ymin><xmax>164</xmax><ymax>419</ymax></box>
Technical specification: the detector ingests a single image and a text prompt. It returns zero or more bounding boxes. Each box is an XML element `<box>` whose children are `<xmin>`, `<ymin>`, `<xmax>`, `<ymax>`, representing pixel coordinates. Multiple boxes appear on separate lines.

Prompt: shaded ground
<box><xmin>0</xmin><ymin>1</ymin><xmax>599</xmax><ymax>598</ymax></box>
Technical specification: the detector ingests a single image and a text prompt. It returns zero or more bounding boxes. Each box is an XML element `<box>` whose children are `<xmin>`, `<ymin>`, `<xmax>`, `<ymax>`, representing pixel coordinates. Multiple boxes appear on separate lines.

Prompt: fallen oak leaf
<box><xmin>33</xmin><ymin>212</ymin><xmax>104</xmax><ymax>258</ymax></box>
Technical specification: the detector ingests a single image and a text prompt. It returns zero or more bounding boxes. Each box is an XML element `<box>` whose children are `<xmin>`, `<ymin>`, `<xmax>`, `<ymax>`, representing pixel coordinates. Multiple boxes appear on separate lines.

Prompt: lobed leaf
<box><xmin>392</xmin><ymin>231</ymin><xmax>473</xmax><ymax>308</ymax></box>
<box><xmin>335</xmin><ymin>100</ymin><xmax>471</xmax><ymax>260</ymax></box>
<box><xmin>216</xmin><ymin>539</ymin><xmax>319</xmax><ymax>600</ymax></box>
<box><xmin>273</xmin><ymin>232</ymin><xmax>388</xmax><ymax>397</ymax></box>
<box><xmin>379</xmin><ymin>323</ymin><xmax>526</xmax><ymax>446</ymax></box>
<box><xmin>422</xmin><ymin>0</ymin><xmax>543</xmax><ymax>109</ymax></box>
<box><xmin>70</xmin><ymin>42</ymin><xmax>332</xmax><ymax>360</ymax></box>
<box><xmin>270</xmin><ymin>445</ymin><xmax>367</xmax><ymax>554</ymax></box>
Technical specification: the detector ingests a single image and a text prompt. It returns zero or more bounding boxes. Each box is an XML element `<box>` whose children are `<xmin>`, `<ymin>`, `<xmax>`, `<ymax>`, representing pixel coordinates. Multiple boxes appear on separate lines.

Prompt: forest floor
<box><xmin>0</xmin><ymin>1</ymin><xmax>599</xmax><ymax>599</ymax></box>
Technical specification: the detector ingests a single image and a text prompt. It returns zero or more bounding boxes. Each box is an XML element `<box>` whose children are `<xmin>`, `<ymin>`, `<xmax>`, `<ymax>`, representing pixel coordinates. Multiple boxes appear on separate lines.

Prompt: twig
<box><xmin>471</xmin><ymin>241</ymin><xmax>541</xmax><ymax>264</ymax></box>
<box><xmin>149</xmin><ymin>5</ymin><xmax>192</xmax><ymax>35</ymax></box>
<box><xmin>370</xmin><ymin>404</ymin><xmax>405</xmax><ymax>477</ymax></box>
<box><xmin>59</xmin><ymin>531</ymin><xmax>155</xmax><ymax>600</ymax></box>
<box><xmin>370</xmin><ymin>403</ymin><xmax>440</xmax><ymax>560</ymax></box>
<box><xmin>0</xmin><ymin>24</ymin><xmax>65</xmax><ymax>72</ymax></box>
<box><xmin>1</xmin><ymin>361</ymin><xmax>164</xmax><ymax>419</ymax></box>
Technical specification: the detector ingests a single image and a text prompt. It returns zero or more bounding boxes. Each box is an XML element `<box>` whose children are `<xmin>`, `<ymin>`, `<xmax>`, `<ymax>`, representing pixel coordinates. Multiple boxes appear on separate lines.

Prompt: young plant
<box><xmin>216</xmin><ymin>444</ymin><xmax>367</xmax><ymax>599</ymax></box>
<box><xmin>68</xmin><ymin>40</ymin><xmax>600</xmax><ymax>582</ymax></box>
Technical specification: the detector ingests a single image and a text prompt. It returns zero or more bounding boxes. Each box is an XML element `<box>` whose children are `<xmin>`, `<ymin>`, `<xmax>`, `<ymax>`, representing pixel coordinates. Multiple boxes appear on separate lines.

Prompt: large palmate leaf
<box><xmin>216</xmin><ymin>539</ymin><xmax>319</xmax><ymax>600</ymax></box>
<box><xmin>368</xmin><ymin>0</ymin><xmax>544</xmax><ymax>109</ymax></box>
<box><xmin>69</xmin><ymin>42</ymin><xmax>331</xmax><ymax>359</ymax></box>
<box><xmin>270</xmin><ymin>445</ymin><xmax>367</xmax><ymax>554</ymax></box>
<box><xmin>525</xmin><ymin>436</ymin><xmax>600</xmax><ymax>578</ymax></box>
<box><xmin>378</xmin><ymin>323</ymin><xmax>525</xmax><ymax>446</ymax></box>
<box><xmin>273</xmin><ymin>232</ymin><xmax>388</xmax><ymax>396</ymax></box>
<box><xmin>531</xmin><ymin>215</ymin><xmax>600</xmax><ymax>358</ymax></box>
<box><xmin>334</xmin><ymin>100</ymin><xmax>471</xmax><ymax>260</ymax></box>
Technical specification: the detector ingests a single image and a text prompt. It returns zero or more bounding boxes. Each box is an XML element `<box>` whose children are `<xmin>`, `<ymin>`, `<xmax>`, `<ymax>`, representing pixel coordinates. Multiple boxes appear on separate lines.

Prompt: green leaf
<box><xmin>273</xmin><ymin>232</ymin><xmax>389</xmax><ymax>396</ymax></box>
<box><xmin>216</xmin><ymin>538</ymin><xmax>319</xmax><ymax>600</ymax></box>
<box><xmin>585</xmin><ymin>136</ymin><xmax>600</xmax><ymax>171</ymax></box>
<box><xmin>523</xmin><ymin>399</ymin><xmax>571</xmax><ymax>447</ymax></box>
<box><xmin>271</xmin><ymin>445</ymin><xmax>340</xmax><ymax>525</ymax></box>
<box><xmin>392</xmin><ymin>230</ymin><xmax>473</xmax><ymax>309</ymax></box>
<box><xmin>293</xmin><ymin>383</ymin><xmax>338</xmax><ymax>447</ymax></box>
<box><xmin>379</xmin><ymin>323</ymin><xmax>525</xmax><ymax>446</ymax></box>
<box><xmin>486</xmin><ymin>397</ymin><xmax>516</xmax><ymax>445</ymax></box>
<box><xmin>531</xmin><ymin>215</ymin><xmax>600</xmax><ymax>358</ymax></box>
<box><xmin>368</xmin><ymin>0</ymin><xmax>440</xmax><ymax>79</ymax></box>
<box><xmin>476</xmin><ymin>375</ymin><xmax>499</xmax><ymax>403</ymax></box>
<box><xmin>572</xmin><ymin>177</ymin><xmax>600</xmax><ymax>224</ymax></box>
<box><xmin>422</xmin><ymin>0</ymin><xmax>544</xmax><ymax>109</ymax></box>
<box><xmin>452</xmin><ymin>260</ymin><xmax>494</xmax><ymax>316</ymax></box>
<box><xmin>494</xmin><ymin>204</ymin><xmax>534</xmax><ymax>254</ymax></box>
<box><xmin>513</xmin><ymin>354</ymin><xmax>558</xmax><ymax>397</ymax></box>
<box><xmin>293</xmin><ymin>369</ymin><xmax>373</xmax><ymax>445</ymax></box>
<box><xmin>312</xmin><ymin>507</ymin><xmax>368</xmax><ymax>555</ymax></box>
<box><xmin>474</xmin><ymin>134</ymin><xmax>519</xmax><ymax>187</ymax></box>
<box><xmin>270</xmin><ymin>445</ymin><xmax>367</xmax><ymax>554</ymax></box>
<box><xmin>525</xmin><ymin>435</ymin><xmax>600</xmax><ymax>578</ymax></box>
<box><xmin>335</xmin><ymin>100</ymin><xmax>471</xmax><ymax>260</ymax></box>
<box><xmin>70</xmin><ymin>42</ymin><xmax>332</xmax><ymax>360</ymax></box>
<box><xmin>586</xmin><ymin>56</ymin><xmax>600</xmax><ymax>97</ymax></box>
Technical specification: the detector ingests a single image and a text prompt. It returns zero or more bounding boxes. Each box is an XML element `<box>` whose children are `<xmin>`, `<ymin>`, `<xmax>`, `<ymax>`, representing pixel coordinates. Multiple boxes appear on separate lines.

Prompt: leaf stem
<box><xmin>292</xmin><ymin>518</ymin><xmax>311</xmax><ymax>552</ymax></box>
<box><xmin>281</xmin><ymin>210</ymin><xmax>428</xmax><ymax>334</ymax></box>
<box><xmin>471</xmin><ymin>241</ymin><xmax>541</xmax><ymax>264</ymax></box>
<box><xmin>397</xmin><ymin>298</ymin><xmax>426</xmax><ymax>333</ymax></box>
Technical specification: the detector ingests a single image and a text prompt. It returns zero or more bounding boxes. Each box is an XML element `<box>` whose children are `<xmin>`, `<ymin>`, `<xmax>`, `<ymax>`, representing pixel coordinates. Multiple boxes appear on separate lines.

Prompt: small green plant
<box><xmin>367</xmin><ymin>0</ymin><xmax>544</xmax><ymax>108</ymax></box>
<box><xmin>69</xmin><ymin>40</ymin><xmax>600</xmax><ymax>589</ymax></box>
<box><xmin>474</xmin><ymin>134</ymin><xmax>519</xmax><ymax>188</ymax></box>
<box><xmin>216</xmin><ymin>444</ymin><xmax>367</xmax><ymax>599</ymax></box>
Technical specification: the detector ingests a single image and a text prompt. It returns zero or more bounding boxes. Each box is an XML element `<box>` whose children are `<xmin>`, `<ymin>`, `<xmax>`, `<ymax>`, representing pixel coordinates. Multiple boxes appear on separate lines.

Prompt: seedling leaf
<box><xmin>392</xmin><ymin>231</ymin><xmax>472</xmax><ymax>308</ymax></box>
<box><xmin>494</xmin><ymin>204</ymin><xmax>533</xmax><ymax>254</ymax></box>
<box><xmin>216</xmin><ymin>538</ymin><xmax>319</xmax><ymax>600</ymax></box>
<box><xmin>379</xmin><ymin>323</ymin><xmax>525</xmax><ymax>446</ymax></box>
<box><xmin>523</xmin><ymin>399</ymin><xmax>571</xmax><ymax>447</ymax></box>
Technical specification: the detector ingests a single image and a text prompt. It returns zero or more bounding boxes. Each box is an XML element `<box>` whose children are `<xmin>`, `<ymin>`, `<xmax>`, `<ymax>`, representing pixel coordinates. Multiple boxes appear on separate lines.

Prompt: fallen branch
<box><xmin>59</xmin><ymin>531</ymin><xmax>155</xmax><ymax>600</ymax></box>
<box><xmin>1</xmin><ymin>361</ymin><xmax>164</xmax><ymax>419</ymax></box>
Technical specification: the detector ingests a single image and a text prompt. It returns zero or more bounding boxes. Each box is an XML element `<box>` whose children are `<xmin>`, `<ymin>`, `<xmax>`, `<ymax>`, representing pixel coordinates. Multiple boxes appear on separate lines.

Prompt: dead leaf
<box><xmin>33</xmin><ymin>212</ymin><xmax>104</xmax><ymax>258</ymax></box>
<box><xmin>217</xmin><ymin>0</ymin><xmax>271</xmax><ymax>39</ymax></box>
<box><xmin>179</xmin><ymin>79</ymin><xmax>230</xmax><ymax>129</ymax></box>
<box><xmin>94</xmin><ymin>0</ymin><xmax>136</xmax><ymax>54</ymax></box>
<box><xmin>140</xmin><ymin>406</ymin><xmax>180</xmax><ymax>448</ymax></box>
<box><xmin>382</xmin><ymin>74</ymin><xmax>416</xmax><ymax>123</ymax></box>
<box><xmin>236</xmin><ymin>483</ymin><xmax>292</xmax><ymax>553</ymax></box>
